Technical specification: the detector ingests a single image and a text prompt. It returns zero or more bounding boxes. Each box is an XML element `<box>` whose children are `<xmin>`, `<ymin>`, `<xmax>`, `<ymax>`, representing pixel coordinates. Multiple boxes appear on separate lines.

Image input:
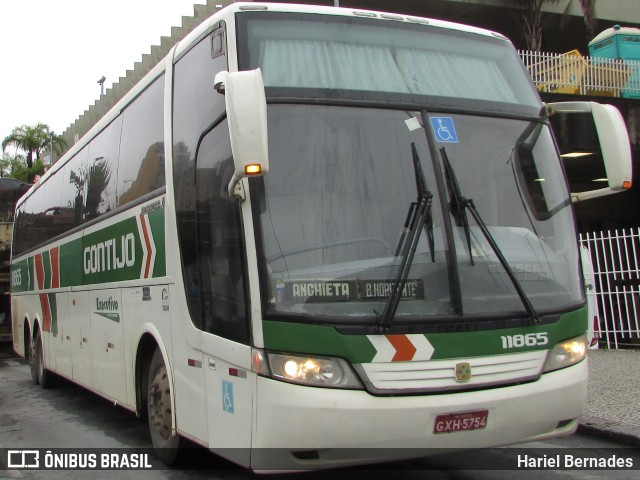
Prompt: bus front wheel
<box><xmin>147</xmin><ymin>348</ymin><xmax>182</xmax><ymax>465</ymax></box>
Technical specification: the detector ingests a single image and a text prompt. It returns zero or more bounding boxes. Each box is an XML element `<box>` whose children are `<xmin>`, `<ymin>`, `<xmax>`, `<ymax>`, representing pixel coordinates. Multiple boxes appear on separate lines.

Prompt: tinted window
<box><xmin>63</xmin><ymin>145</ymin><xmax>90</xmax><ymax>230</ymax></box>
<box><xmin>196</xmin><ymin>122</ymin><xmax>249</xmax><ymax>343</ymax></box>
<box><xmin>38</xmin><ymin>169</ymin><xmax>76</xmax><ymax>239</ymax></box>
<box><xmin>118</xmin><ymin>76</ymin><xmax>165</xmax><ymax>207</ymax></box>
<box><xmin>12</xmin><ymin>204</ymin><xmax>25</xmax><ymax>255</ymax></box>
<box><xmin>173</xmin><ymin>28</ymin><xmax>228</xmax><ymax>327</ymax></box>
<box><xmin>83</xmin><ymin>117</ymin><xmax>122</xmax><ymax>221</ymax></box>
<box><xmin>13</xmin><ymin>146</ymin><xmax>91</xmax><ymax>257</ymax></box>
<box><xmin>16</xmin><ymin>187</ymin><xmax>45</xmax><ymax>252</ymax></box>
<box><xmin>12</xmin><ymin>72</ymin><xmax>168</xmax><ymax>256</ymax></box>
<box><xmin>13</xmin><ymin>204</ymin><xmax>31</xmax><ymax>255</ymax></box>
<box><xmin>173</xmin><ymin>31</ymin><xmax>227</xmax><ymax>168</ymax></box>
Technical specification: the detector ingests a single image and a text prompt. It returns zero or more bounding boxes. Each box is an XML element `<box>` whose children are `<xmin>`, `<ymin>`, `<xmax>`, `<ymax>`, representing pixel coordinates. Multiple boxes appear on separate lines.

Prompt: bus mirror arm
<box><xmin>545</xmin><ymin>101</ymin><xmax>632</xmax><ymax>203</ymax></box>
<box><xmin>213</xmin><ymin>69</ymin><xmax>270</xmax><ymax>198</ymax></box>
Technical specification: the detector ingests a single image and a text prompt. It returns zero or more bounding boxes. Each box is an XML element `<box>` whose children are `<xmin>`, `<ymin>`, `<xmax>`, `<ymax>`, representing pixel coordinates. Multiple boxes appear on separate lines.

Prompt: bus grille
<box><xmin>356</xmin><ymin>350</ymin><xmax>547</xmax><ymax>394</ymax></box>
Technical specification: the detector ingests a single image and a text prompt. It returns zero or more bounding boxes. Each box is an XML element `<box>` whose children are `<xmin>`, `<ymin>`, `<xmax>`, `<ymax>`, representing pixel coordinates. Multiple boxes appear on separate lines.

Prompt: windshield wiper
<box><xmin>395</xmin><ymin>144</ymin><xmax>435</xmax><ymax>262</ymax></box>
<box><xmin>441</xmin><ymin>148</ymin><xmax>474</xmax><ymax>266</ymax></box>
<box><xmin>378</xmin><ymin>143</ymin><xmax>433</xmax><ymax>332</ymax></box>
<box><xmin>439</xmin><ymin>147</ymin><xmax>541</xmax><ymax>323</ymax></box>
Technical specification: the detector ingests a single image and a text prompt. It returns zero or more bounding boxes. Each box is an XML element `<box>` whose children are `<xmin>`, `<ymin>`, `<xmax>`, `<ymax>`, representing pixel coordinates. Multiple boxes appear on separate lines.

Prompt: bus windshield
<box><xmin>238</xmin><ymin>13</ymin><xmax>582</xmax><ymax>324</ymax></box>
<box><xmin>237</xmin><ymin>12</ymin><xmax>541</xmax><ymax>113</ymax></box>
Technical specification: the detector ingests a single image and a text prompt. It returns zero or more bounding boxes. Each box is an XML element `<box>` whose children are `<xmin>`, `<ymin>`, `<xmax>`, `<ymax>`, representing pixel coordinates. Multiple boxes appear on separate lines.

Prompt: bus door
<box><xmin>195</xmin><ymin>124</ymin><xmax>254</xmax><ymax>462</ymax></box>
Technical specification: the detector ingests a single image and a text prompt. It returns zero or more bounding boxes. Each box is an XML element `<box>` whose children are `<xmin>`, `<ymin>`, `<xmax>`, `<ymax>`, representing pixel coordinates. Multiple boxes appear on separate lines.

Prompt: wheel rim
<box><xmin>148</xmin><ymin>364</ymin><xmax>172</xmax><ymax>441</ymax></box>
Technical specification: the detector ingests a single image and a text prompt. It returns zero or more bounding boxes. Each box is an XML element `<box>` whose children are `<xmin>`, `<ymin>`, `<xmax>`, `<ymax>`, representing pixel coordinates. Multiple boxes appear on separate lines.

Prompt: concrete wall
<box><xmin>544</xmin><ymin>0</ymin><xmax>640</xmax><ymax>25</ymax></box>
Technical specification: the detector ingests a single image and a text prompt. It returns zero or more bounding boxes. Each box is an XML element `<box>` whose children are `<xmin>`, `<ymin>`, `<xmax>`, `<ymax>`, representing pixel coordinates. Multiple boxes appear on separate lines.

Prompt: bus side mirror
<box><xmin>546</xmin><ymin>101</ymin><xmax>632</xmax><ymax>203</ymax></box>
<box><xmin>214</xmin><ymin>68</ymin><xmax>269</xmax><ymax>198</ymax></box>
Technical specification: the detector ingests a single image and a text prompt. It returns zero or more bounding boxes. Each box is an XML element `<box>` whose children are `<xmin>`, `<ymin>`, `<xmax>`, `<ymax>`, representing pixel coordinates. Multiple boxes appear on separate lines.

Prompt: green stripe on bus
<box><xmin>60</xmin><ymin>239</ymin><xmax>83</xmax><ymax>287</ymax></box>
<box><xmin>262</xmin><ymin>308</ymin><xmax>587</xmax><ymax>363</ymax></box>
<box><xmin>10</xmin><ymin>259</ymin><xmax>29</xmax><ymax>293</ymax></box>
<box><xmin>82</xmin><ymin>217</ymin><xmax>143</xmax><ymax>285</ymax></box>
<box><xmin>49</xmin><ymin>293</ymin><xmax>58</xmax><ymax>336</ymax></box>
<box><xmin>262</xmin><ymin>321</ymin><xmax>377</xmax><ymax>363</ymax></box>
<box><xmin>427</xmin><ymin>308</ymin><xmax>587</xmax><ymax>359</ymax></box>
<box><xmin>14</xmin><ymin>206</ymin><xmax>166</xmax><ymax>291</ymax></box>
<box><xmin>42</xmin><ymin>250</ymin><xmax>51</xmax><ymax>290</ymax></box>
<box><xmin>28</xmin><ymin>256</ymin><xmax>34</xmax><ymax>291</ymax></box>
<box><xmin>149</xmin><ymin>208</ymin><xmax>166</xmax><ymax>277</ymax></box>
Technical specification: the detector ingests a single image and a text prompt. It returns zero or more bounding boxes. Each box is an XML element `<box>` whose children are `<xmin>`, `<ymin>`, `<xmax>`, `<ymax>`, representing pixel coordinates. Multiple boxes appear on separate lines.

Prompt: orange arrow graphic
<box><xmin>386</xmin><ymin>334</ymin><xmax>417</xmax><ymax>362</ymax></box>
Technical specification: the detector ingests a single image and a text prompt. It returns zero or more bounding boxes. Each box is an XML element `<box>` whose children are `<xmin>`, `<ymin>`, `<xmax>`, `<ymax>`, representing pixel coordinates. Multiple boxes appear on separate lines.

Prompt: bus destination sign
<box><xmin>282</xmin><ymin>279</ymin><xmax>425</xmax><ymax>303</ymax></box>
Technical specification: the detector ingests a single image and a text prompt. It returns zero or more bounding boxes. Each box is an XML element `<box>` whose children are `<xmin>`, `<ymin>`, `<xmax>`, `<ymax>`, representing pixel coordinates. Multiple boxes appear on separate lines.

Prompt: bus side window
<box><xmin>195</xmin><ymin>121</ymin><xmax>250</xmax><ymax>344</ymax></box>
<box><xmin>12</xmin><ymin>205</ymin><xmax>26</xmax><ymax>256</ymax></box>
<box><xmin>118</xmin><ymin>75</ymin><xmax>165</xmax><ymax>207</ymax></box>
<box><xmin>83</xmin><ymin>116</ymin><xmax>122</xmax><ymax>221</ymax></box>
<box><xmin>173</xmin><ymin>26</ymin><xmax>228</xmax><ymax>331</ymax></box>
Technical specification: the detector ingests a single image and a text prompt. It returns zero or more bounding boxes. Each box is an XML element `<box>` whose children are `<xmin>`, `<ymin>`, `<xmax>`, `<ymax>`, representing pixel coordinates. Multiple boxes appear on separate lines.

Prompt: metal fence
<box><xmin>580</xmin><ymin>229</ymin><xmax>640</xmax><ymax>349</ymax></box>
<box><xmin>519</xmin><ymin>49</ymin><xmax>640</xmax><ymax>99</ymax></box>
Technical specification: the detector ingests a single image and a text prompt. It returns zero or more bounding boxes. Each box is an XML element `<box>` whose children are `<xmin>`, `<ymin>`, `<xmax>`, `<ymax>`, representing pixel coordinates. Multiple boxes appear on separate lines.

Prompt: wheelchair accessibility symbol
<box><xmin>222</xmin><ymin>380</ymin><xmax>234</xmax><ymax>414</ymax></box>
<box><xmin>430</xmin><ymin>117</ymin><xmax>459</xmax><ymax>143</ymax></box>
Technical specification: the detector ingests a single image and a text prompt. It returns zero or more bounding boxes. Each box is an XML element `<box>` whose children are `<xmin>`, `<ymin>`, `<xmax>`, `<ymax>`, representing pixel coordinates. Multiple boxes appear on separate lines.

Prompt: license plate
<box><xmin>433</xmin><ymin>410</ymin><xmax>489</xmax><ymax>434</ymax></box>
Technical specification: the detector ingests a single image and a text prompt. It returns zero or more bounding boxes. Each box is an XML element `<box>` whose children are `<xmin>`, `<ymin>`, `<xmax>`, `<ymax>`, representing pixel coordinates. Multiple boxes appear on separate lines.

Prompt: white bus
<box><xmin>11</xmin><ymin>2</ymin><xmax>632</xmax><ymax>471</ymax></box>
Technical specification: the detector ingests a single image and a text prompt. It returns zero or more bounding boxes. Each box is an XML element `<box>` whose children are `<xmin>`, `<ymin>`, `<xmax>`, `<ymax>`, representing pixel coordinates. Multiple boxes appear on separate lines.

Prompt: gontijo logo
<box><xmin>84</xmin><ymin>234</ymin><xmax>136</xmax><ymax>274</ymax></box>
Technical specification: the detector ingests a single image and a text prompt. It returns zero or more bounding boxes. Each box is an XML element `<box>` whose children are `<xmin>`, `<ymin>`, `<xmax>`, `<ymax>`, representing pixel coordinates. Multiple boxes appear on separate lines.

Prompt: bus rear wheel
<box><xmin>32</xmin><ymin>329</ymin><xmax>53</xmax><ymax>388</ymax></box>
<box><xmin>147</xmin><ymin>348</ymin><xmax>182</xmax><ymax>465</ymax></box>
<box><xmin>29</xmin><ymin>330</ymin><xmax>39</xmax><ymax>385</ymax></box>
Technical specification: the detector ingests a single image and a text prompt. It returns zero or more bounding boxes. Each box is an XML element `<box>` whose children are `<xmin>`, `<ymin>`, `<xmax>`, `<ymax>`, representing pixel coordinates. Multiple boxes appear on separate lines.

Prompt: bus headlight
<box><xmin>265</xmin><ymin>352</ymin><xmax>363</xmax><ymax>389</ymax></box>
<box><xmin>542</xmin><ymin>334</ymin><xmax>587</xmax><ymax>373</ymax></box>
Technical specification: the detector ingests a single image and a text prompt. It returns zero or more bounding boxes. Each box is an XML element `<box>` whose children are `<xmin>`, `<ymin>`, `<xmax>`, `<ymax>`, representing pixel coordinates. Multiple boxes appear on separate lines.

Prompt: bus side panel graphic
<box><xmin>15</xmin><ymin>204</ymin><xmax>166</xmax><ymax>292</ymax></box>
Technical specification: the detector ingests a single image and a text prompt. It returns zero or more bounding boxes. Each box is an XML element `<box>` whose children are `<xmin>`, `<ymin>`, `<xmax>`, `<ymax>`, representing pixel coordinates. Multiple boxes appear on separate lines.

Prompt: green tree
<box><xmin>1</xmin><ymin>124</ymin><xmax>66</xmax><ymax>181</ymax></box>
<box><xmin>0</xmin><ymin>152</ymin><xmax>44</xmax><ymax>183</ymax></box>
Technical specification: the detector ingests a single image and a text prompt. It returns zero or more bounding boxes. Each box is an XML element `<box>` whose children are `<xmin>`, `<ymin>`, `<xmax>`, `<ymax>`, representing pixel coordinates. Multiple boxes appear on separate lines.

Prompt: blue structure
<box><xmin>589</xmin><ymin>25</ymin><xmax>640</xmax><ymax>98</ymax></box>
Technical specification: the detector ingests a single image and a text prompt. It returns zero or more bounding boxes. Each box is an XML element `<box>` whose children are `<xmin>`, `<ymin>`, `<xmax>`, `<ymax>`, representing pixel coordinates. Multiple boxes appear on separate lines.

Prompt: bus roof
<box><xmin>175</xmin><ymin>2</ymin><xmax>509</xmax><ymax>60</ymax></box>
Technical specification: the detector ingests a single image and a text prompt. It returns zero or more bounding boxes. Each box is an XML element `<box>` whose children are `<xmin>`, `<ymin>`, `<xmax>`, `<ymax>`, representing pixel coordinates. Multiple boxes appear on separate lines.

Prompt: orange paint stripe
<box><xmin>140</xmin><ymin>214</ymin><xmax>153</xmax><ymax>278</ymax></box>
<box><xmin>39</xmin><ymin>294</ymin><xmax>51</xmax><ymax>332</ymax></box>
<box><xmin>50</xmin><ymin>247</ymin><xmax>60</xmax><ymax>289</ymax></box>
<box><xmin>386</xmin><ymin>334</ymin><xmax>416</xmax><ymax>362</ymax></box>
<box><xmin>34</xmin><ymin>254</ymin><xmax>45</xmax><ymax>290</ymax></box>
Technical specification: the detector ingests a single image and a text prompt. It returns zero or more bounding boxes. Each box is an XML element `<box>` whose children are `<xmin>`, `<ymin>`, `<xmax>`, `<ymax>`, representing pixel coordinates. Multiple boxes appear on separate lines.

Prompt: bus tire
<box><xmin>29</xmin><ymin>329</ymin><xmax>39</xmax><ymax>385</ymax></box>
<box><xmin>33</xmin><ymin>329</ymin><xmax>53</xmax><ymax>388</ymax></box>
<box><xmin>147</xmin><ymin>348</ymin><xmax>182</xmax><ymax>465</ymax></box>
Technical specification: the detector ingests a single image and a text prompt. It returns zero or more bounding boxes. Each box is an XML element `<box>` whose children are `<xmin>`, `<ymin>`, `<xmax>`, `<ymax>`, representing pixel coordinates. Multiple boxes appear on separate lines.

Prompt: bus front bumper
<box><xmin>250</xmin><ymin>358</ymin><xmax>587</xmax><ymax>470</ymax></box>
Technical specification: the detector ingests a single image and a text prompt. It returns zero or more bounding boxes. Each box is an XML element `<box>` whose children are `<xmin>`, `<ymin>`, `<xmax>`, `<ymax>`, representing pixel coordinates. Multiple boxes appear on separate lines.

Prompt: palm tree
<box><xmin>579</xmin><ymin>0</ymin><xmax>598</xmax><ymax>42</ymax></box>
<box><xmin>2</xmin><ymin>124</ymin><xmax>66</xmax><ymax>168</ymax></box>
<box><xmin>520</xmin><ymin>0</ymin><xmax>559</xmax><ymax>51</ymax></box>
<box><xmin>2</xmin><ymin>124</ymin><xmax>66</xmax><ymax>182</ymax></box>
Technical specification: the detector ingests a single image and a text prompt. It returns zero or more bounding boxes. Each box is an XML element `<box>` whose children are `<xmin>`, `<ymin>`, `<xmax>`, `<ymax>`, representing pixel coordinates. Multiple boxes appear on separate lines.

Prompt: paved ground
<box><xmin>579</xmin><ymin>348</ymin><xmax>640</xmax><ymax>447</ymax></box>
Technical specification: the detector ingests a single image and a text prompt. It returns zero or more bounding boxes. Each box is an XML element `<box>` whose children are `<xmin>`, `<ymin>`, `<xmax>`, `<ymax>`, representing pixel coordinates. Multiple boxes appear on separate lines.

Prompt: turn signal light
<box><xmin>245</xmin><ymin>164</ymin><xmax>262</xmax><ymax>175</ymax></box>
